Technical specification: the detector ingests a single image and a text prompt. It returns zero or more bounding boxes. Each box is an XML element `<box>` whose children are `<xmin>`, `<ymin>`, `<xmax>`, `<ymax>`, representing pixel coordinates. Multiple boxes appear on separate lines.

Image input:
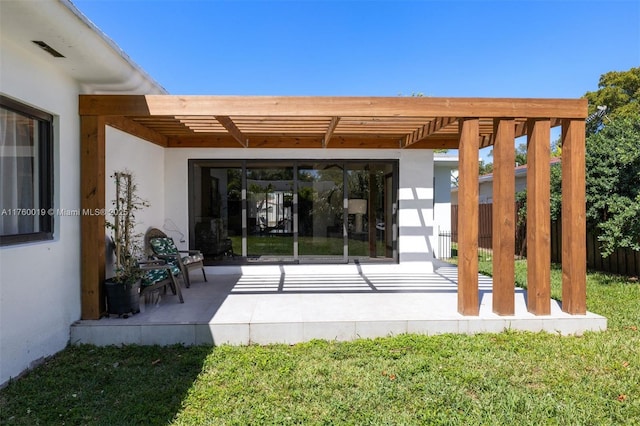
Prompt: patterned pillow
<box><xmin>141</xmin><ymin>268</ymin><xmax>169</xmax><ymax>286</ymax></box>
<box><xmin>182</xmin><ymin>253</ymin><xmax>204</xmax><ymax>264</ymax></box>
<box><xmin>150</xmin><ymin>237</ymin><xmax>179</xmax><ymax>255</ymax></box>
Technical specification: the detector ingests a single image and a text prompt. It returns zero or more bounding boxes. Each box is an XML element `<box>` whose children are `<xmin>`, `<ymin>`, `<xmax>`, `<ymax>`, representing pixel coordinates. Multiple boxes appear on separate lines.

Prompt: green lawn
<box><xmin>230</xmin><ymin>235</ymin><xmax>387</xmax><ymax>257</ymax></box>
<box><xmin>1</xmin><ymin>263</ymin><xmax>639</xmax><ymax>425</ymax></box>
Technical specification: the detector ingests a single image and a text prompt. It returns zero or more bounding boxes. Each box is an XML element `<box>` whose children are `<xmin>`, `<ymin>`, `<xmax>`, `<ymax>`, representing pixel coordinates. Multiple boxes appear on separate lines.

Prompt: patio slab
<box><xmin>70</xmin><ymin>264</ymin><xmax>607</xmax><ymax>346</ymax></box>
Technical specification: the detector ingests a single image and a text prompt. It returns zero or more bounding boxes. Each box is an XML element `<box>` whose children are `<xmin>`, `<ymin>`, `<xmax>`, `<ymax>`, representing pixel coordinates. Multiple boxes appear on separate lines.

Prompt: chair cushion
<box><xmin>141</xmin><ymin>268</ymin><xmax>169</xmax><ymax>286</ymax></box>
<box><xmin>150</xmin><ymin>237</ymin><xmax>179</xmax><ymax>255</ymax></box>
<box><xmin>182</xmin><ymin>253</ymin><xmax>204</xmax><ymax>264</ymax></box>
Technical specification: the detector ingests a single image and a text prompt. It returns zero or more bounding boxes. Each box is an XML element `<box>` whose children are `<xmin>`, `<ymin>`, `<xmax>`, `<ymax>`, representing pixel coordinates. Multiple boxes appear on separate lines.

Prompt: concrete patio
<box><xmin>70</xmin><ymin>263</ymin><xmax>607</xmax><ymax>346</ymax></box>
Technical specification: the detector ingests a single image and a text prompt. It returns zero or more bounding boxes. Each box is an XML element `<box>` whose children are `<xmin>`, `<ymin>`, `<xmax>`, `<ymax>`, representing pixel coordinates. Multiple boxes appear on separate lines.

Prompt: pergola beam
<box><xmin>80</xmin><ymin>95</ymin><xmax>588</xmax><ymax>119</ymax></box>
<box><xmin>402</xmin><ymin>116</ymin><xmax>458</xmax><ymax>148</ymax></box>
<box><xmin>215</xmin><ymin>115</ymin><xmax>248</xmax><ymax>148</ymax></box>
<box><xmin>561</xmin><ymin>119</ymin><xmax>587</xmax><ymax>314</ymax></box>
<box><xmin>103</xmin><ymin>115</ymin><xmax>168</xmax><ymax>147</ymax></box>
<box><xmin>80</xmin><ymin>115</ymin><xmax>106</xmax><ymax>320</ymax></box>
<box><xmin>527</xmin><ymin>119</ymin><xmax>552</xmax><ymax>315</ymax></box>
<box><xmin>458</xmin><ymin>118</ymin><xmax>480</xmax><ymax>316</ymax></box>
<box><xmin>492</xmin><ymin>118</ymin><xmax>516</xmax><ymax>315</ymax></box>
<box><xmin>322</xmin><ymin>116</ymin><xmax>340</xmax><ymax>148</ymax></box>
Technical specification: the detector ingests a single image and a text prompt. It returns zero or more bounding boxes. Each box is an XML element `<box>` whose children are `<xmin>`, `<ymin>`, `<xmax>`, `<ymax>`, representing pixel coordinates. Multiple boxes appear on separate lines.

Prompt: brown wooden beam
<box><xmin>323</xmin><ymin>116</ymin><xmax>340</xmax><ymax>148</ymax></box>
<box><xmin>402</xmin><ymin>117</ymin><xmax>458</xmax><ymax>148</ymax></box>
<box><xmin>80</xmin><ymin>115</ymin><xmax>106</xmax><ymax>320</ymax></box>
<box><xmin>166</xmin><ymin>134</ymin><xmax>407</xmax><ymax>149</ymax></box>
<box><xmin>80</xmin><ymin>95</ymin><xmax>589</xmax><ymax>119</ymax></box>
<box><xmin>103</xmin><ymin>115</ymin><xmax>168</xmax><ymax>147</ymax></box>
<box><xmin>404</xmin><ymin>138</ymin><xmax>460</xmax><ymax>150</ymax></box>
<box><xmin>479</xmin><ymin>134</ymin><xmax>494</xmax><ymax>148</ymax></box>
<box><xmin>527</xmin><ymin>119</ymin><xmax>551</xmax><ymax>315</ymax></box>
<box><xmin>167</xmin><ymin>135</ymin><xmax>248</xmax><ymax>147</ymax></box>
<box><xmin>458</xmin><ymin>118</ymin><xmax>480</xmax><ymax>316</ymax></box>
<box><xmin>561</xmin><ymin>119</ymin><xmax>587</xmax><ymax>314</ymax></box>
<box><xmin>215</xmin><ymin>115</ymin><xmax>248</xmax><ymax>147</ymax></box>
<box><xmin>492</xmin><ymin>118</ymin><xmax>515</xmax><ymax>315</ymax></box>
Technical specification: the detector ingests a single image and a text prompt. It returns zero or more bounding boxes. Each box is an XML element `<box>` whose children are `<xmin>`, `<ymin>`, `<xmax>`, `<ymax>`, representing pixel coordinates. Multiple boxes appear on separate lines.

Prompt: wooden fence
<box><xmin>450</xmin><ymin>204</ymin><xmax>640</xmax><ymax>277</ymax></box>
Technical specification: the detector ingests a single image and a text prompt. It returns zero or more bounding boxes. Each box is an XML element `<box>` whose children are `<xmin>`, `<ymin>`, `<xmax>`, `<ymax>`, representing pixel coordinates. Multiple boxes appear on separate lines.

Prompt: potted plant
<box><xmin>104</xmin><ymin>171</ymin><xmax>149</xmax><ymax>316</ymax></box>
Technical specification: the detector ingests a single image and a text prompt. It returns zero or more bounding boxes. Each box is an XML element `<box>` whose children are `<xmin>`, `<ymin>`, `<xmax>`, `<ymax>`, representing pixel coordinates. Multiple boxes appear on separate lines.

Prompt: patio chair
<box><xmin>139</xmin><ymin>260</ymin><xmax>184</xmax><ymax>304</ymax></box>
<box><xmin>145</xmin><ymin>227</ymin><xmax>207</xmax><ymax>288</ymax></box>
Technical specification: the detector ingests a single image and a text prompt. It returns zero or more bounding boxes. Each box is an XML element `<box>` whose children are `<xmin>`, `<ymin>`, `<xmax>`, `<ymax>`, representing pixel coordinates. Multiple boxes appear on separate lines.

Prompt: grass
<box><xmin>1</xmin><ymin>265</ymin><xmax>639</xmax><ymax>425</ymax></box>
<box><xmin>229</xmin><ymin>235</ymin><xmax>387</xmax><ymax>258</ymax></box>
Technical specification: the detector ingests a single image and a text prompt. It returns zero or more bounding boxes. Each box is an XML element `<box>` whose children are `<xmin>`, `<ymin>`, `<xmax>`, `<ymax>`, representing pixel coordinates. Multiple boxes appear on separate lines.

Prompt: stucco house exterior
<box><xmin>1</xmin><ymin>1</ymin><xmax>594</xmax><ymax>387</ymax></box>
<box><xmin>0</xmin><ymin>0</ymin><xmax>458</xmax><ymax>385</ymax></box>
<box><xmin>0</xmin><ymin>0</ymin><xmax>165</xmax><ymax>386</ymax></box>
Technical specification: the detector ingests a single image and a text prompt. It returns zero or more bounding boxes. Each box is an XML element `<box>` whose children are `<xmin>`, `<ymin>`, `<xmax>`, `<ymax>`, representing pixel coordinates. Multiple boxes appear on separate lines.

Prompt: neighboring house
<box><xmin>0</xmin><ymin>0</ymin><xmax>164</xmax><ymax>386</ymax></box>
<box><xmin>451</xmin><ymin>157</ymin><xmax>561</xmax><ymax>205</ymax></box>
<box><xmin>433</xmin><ymin>153</ymin><xmax>458</xmax><ymax>232</ymax></box>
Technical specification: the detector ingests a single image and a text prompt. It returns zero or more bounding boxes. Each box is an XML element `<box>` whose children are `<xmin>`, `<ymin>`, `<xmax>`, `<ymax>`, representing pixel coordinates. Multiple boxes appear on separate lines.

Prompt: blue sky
<box><xmin>74</xmin><ymin>0</ymin><xmax>639</xmax><ymax>158</ymax></box>
<box><xmin>74</xmin><ymin>0</ymin><xmax>639</xmax><ymax>97</ymax></box>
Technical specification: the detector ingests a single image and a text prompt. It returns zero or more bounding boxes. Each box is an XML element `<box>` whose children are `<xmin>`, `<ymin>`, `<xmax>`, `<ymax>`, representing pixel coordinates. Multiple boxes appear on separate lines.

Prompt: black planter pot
<box><xmin>104</xmin><ymin>279</ymin><xmax>141</xmax><ymax>317</ymax></box>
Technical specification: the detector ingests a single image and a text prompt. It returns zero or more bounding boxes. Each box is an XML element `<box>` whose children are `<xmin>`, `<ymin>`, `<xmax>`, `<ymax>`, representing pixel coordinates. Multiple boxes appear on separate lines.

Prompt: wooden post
<box><xmin>80</xmin><ymin>115</ymin><xmax>106</xmax><ymax>320</ymax></box>
<box><xmin>458</xmin><ymin>118</ymin><xmax>479</xmax><ymax>315</ymax></box>
<box><xmin>492</xmin><ymin>119</ymin><xmax>515</xmax><ymax>315</ymax></box>
<box><xmin>527</xmin><ymin>119</ymin><xmax>551</xmax><ymax>315</ymax></box>
<box><xmin>561</xmin><ymin>119</ymin><xmax>587</xmax><ymax>314</ymax></box>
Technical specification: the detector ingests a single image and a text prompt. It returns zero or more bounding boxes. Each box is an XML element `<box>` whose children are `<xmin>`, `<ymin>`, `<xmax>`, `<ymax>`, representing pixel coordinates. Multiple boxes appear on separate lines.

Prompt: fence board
<box><xmin>450</xmin><ymin>204</ymin><xmax>640</xmax><ymax>276</ymax></box>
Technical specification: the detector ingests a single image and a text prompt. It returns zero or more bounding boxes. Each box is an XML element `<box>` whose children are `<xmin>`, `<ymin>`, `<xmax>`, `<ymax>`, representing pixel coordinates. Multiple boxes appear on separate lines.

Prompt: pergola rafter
<box><xmin>214</xmin><ymin>115</ymin><xmax>248</xmax><ymax>148</ymax></box>
<box><xmin>79</xmin><ymin>95</ymin><xmax>588</xmax><ymax>320</ymax></box>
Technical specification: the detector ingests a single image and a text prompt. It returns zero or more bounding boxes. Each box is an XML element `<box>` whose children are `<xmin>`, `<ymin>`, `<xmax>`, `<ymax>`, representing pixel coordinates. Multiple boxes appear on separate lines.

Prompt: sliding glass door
<box><xmin>189</xmin><ymin>159</ymin><xmax>397</xmax><ymax>264</ymax></box>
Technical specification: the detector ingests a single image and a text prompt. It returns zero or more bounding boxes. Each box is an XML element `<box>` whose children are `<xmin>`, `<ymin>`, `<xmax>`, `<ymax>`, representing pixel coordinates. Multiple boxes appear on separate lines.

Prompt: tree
<box><xmin>585</xmin><ymin>117</ymin><xmax>640</xmax><ymax>256</ymax></box>
<box><xmin>485</xmin><ymin>141</ymin><xmax>528</xmax><ymax>168</ymax></box>
<box><xmin>479</xmin><ymin>160</ymin><xmax>493</xmax><ymax>176</ymax></box>
<box><xmin>584</xmin><ymin>67</ymin><xmax>640</xmax><ymax>134</ymax></box>
<box><xmin>514</xmin><ymin>143</ymin><xmax>528</xmax><ymax>166</ymax></box>
<box><xmin>522</xmin><ymin>67</ymin><xmax>640</xmax><ymax>259</ymax></box>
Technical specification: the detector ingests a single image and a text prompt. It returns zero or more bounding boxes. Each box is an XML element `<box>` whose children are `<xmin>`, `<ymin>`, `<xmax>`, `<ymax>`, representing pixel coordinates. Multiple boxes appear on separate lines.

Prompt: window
<box><xmin>0</xmin><ymin>96</ymin><xmax>53</xmax><ymax>245</ymax></box>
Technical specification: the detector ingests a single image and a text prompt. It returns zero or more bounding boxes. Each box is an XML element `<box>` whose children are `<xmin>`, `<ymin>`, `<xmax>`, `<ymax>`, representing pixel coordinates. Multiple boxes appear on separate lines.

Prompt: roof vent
<box><xmin>32</xmin><ymin>41</ymin><xmax>65</xmax><ymax>58</ymax></box>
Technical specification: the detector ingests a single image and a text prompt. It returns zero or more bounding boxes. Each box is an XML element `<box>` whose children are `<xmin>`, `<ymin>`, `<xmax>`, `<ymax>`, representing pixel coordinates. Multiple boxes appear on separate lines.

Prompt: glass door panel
<box><xmin>246</xmin><ymin>165</ymin><xmax>294</xmax><ymax>260</ymax></box>
<box><xmin>298</xmin><ymin>163</ymin><xmax>345</xmax><ymax>261</ymax></box>
<box><xmin>347</xmin><ymin>163</ymin><xmax>393</xmax><ymax>259</ymax></box>
<box><xmin>191</xmin><ymin>164</ymin><xmax>242</xmax><ymax>262</ymax></box>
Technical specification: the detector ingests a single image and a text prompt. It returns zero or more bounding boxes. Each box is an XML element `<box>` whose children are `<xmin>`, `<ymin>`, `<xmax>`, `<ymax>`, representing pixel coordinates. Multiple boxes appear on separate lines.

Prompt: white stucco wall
<box><xmin>164</xmin><ymin>148</ymin><xmax>435</xmax><ymax>265</ymax></box>
<box><xmin>105</xmin><ymin>126</ymin><xmax>166</xmax><ymax>257</ymax></box>
<box><xmin>397</xmin><ymin>150</ymin><xmax>435</xmax><ymax>264</ymax></box>
<box><xmin>433</xmin><ymin>163</ymin><xmax>456</xmax><ymax>258</ymax></box>
<box><xmin>0</xmin><ymin>37</ymin><xmax>81</xmax><ymax>385</ymax></box>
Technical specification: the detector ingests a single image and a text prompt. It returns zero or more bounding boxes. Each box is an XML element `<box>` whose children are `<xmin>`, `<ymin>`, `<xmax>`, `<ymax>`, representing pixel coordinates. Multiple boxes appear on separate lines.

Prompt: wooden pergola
<box><xmin>79</xmin><ymin>95</ymin><xmax>587</xmax><ymax>320</ymax></box>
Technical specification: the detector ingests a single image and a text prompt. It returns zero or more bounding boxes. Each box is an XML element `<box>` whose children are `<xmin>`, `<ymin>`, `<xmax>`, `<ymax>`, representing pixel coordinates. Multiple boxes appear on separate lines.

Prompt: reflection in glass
<box><xmin>246</xmin><ymin>166</ymin><xmax>294</xmax><ymax>259</ymax></box>
<box><xmin>192</xmin><ymin>165</ymin><xmax>241</xmax><ymax>262</ymax></box>
<box><xmin>347</xmin><ymin>163</ymin><xmax>393</xmax><ymax>259</ymax></box>
<box><xmin>298</xmin><ymin>163</ymin><xmax>344</xmax><ymax>259</ymax></box>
